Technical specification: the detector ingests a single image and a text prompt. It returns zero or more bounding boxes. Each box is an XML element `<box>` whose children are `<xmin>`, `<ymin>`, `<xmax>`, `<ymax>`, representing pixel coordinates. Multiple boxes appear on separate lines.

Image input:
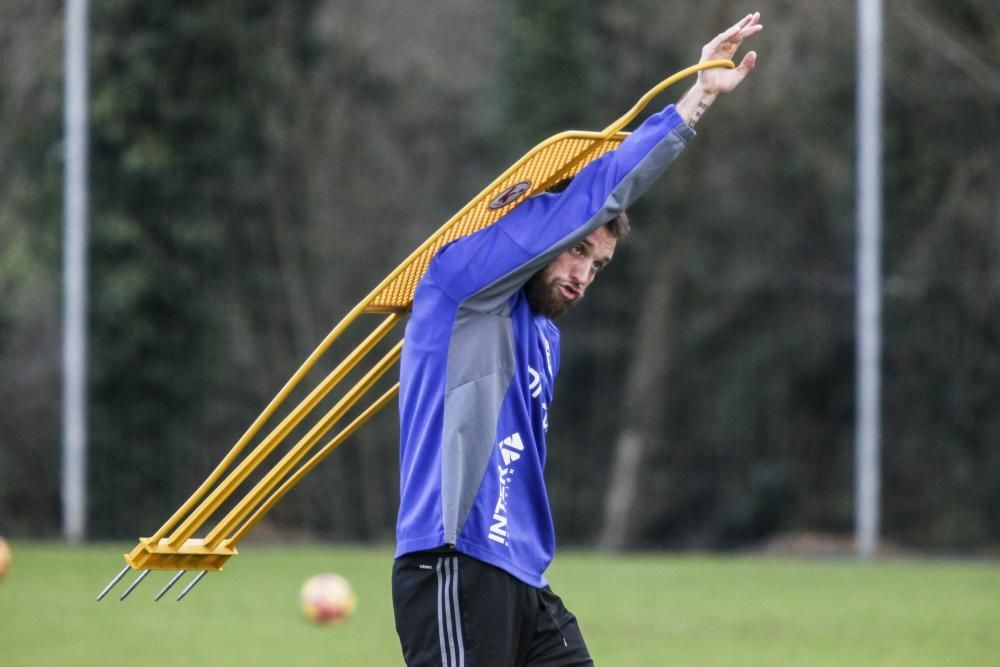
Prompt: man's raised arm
<box><xmin>676</xmin><ymin>12</ymin><xmax>763</xmax><ymax>128</ymax></box>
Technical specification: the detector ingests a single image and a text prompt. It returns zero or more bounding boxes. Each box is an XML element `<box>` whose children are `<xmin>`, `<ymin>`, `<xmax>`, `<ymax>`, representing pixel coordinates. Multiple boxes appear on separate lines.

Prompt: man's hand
<box><xmin>677</xmin><ymin>12</ymin><xmax>763</xmax><ymax>127</ymax></box>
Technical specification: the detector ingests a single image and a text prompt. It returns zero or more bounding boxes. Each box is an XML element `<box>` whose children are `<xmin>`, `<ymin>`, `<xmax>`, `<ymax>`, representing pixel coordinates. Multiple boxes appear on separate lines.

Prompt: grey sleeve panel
<box><xmin>465</xmin><ymin>124</ymin><xmax>693</xmax><ymax>314</ymax></box>
<box><xmin>440</xmin><ymin>306</ymin><xmax>516</xmax><ymax>543</ymax></box>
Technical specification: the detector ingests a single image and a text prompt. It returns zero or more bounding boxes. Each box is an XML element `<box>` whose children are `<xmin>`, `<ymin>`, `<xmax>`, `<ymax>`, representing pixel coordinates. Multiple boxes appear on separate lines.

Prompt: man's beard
<box><xmin>524</xmin><ymin>270</ymin><xmax>573</xmax><ymax>319</ymax></box>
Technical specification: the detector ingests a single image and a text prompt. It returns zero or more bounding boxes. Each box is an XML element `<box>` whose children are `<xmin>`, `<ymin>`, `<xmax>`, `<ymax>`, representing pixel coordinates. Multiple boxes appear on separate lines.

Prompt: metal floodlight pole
<box><xmin>62</xmin><ymin>0</ymin><xmax>90</xmax><ymax>544</ymax></box>
<box><xmin>855</xmin><ymin>0</ymin><xmax>884</xmax><ymax>560</ymax></box>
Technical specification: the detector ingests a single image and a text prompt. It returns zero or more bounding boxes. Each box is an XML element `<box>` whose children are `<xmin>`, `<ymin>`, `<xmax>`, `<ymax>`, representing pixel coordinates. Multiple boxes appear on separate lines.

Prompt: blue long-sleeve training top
<box><xmin>395</xmin><ymin>104</ymin><xmax>695</xmax><ymax>587</ymax></box>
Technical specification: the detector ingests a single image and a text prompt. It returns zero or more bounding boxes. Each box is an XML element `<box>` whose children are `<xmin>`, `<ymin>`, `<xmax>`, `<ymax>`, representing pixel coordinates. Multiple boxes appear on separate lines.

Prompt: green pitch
<box><xmin>1</xmin><ymin>543</ymin><xmax>997</xmax><ymax>666</ymax></box>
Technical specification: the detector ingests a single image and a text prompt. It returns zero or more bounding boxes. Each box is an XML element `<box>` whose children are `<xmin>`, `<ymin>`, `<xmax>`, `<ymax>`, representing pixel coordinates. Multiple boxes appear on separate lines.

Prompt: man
<box><xmin>393</xmin><ymin>13</ymin><xmax>763</xmax><ymax>666</ymax></box>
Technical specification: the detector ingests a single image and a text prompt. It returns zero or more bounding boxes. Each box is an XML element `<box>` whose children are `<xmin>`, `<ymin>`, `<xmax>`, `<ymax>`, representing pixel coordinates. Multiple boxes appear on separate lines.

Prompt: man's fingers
<box><xmin>715</xmin><ymin>21</ymin><xmax>745</xmax><ymax>46</ymax></box>
<box><xmin>706</xmin><ymin>14</ymin><xmax>750</xmax><ymax>50</ymax></box>
<box><xmin>726</xmin><ymin>12</ymin><xmax>759</xmax><ymax>39</ymax></box>
<box><xmin>707</xmin><ymin>14</ymin><xmax>762</xmax><ymax>55</ymax></box>
<box><xmin>700</xmin><ymin>12</ymin><xmax>763</xmax><ymax>75</ymax></box>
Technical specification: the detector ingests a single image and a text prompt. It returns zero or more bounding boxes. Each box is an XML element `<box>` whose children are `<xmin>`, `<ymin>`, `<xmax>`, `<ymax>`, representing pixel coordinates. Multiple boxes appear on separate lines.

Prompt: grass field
<box><xmin>0</xmin><ymin>542</ymin><xmax>997</xmax><ymax>666</ymax></box>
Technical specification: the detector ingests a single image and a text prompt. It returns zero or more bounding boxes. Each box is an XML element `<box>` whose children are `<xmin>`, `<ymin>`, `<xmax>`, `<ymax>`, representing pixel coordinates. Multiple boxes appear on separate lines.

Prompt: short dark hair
<box><xmin>604</xmin><ymin>212</ymin><xmax>630</xmax><ymax>239</ymax></box>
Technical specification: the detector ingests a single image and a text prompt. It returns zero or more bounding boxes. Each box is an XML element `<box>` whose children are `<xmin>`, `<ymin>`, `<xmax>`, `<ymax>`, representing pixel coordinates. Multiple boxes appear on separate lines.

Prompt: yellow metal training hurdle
<box><xmin>98</xmin><ymin>59</ymin><xmax>733</xmax><ymax>602</ymax></box>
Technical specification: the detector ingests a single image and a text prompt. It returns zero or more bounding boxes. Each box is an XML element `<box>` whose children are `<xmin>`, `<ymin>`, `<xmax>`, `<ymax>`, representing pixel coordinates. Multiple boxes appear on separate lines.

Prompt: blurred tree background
<box><xmin>0</xmin><ymin>0</ymin><xmax>997</xmax><ymax>553</ymax></box>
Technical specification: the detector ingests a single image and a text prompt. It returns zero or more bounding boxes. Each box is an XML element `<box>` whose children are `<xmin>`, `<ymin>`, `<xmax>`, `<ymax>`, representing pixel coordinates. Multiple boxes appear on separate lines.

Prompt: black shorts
<box><xmin>392</xmin><ymin>550</ymin><xmax>594</xmax><ymax>667</ymax></box>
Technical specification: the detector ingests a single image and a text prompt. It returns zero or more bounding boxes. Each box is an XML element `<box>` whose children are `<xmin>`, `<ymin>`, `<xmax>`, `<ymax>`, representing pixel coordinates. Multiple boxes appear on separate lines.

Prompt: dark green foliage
<box><xmin>0</xmin><ymin>0</ymin><xmax>997</xmax><ymax>551</ymax></box>
<box><xmin>85</xmin><ymin>0</ymin><xmax>322</xmax><ymax>535</ymax></box>
<box><xmin>0</xmin><ymin>0</ymin><xmax>67</xmax><ymax>535</ymax></box>
<box><xmin>499</xmin><ymin>0</ymin><xmax>601</xmax><ymax>152</ymax></box>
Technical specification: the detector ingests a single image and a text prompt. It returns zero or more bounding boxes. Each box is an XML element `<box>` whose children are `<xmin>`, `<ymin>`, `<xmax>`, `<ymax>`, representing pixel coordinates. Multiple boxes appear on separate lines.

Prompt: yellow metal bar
<box><xmin>126</xmin><ymin>537</ymin><xmax>237</xmax><ymax>572</ymax></box>
<box><xmin>601</xmin><ymin>59</ymin><xmax>734</xmax><ymax>135</ymax></box>
<box><xmin>360</xmin><ymin>59</ymin><xmax>735</xmax><ymax>312</ymax></box>
<box><xmin>203</xmin><ymin>340</ymin><xmax>404</xmax><ymax>548</ymax></box>
<box><xmin>117</xmin><ymin>61</ymin><xmax>737</xmax><ymax>576</ymax></box>
<box><xmin>148</xmin><ymin>301</ymin><xmax>375</xmax><ymax>544</ymax></box>
<box><xmin>228</xmin><ymin>383</ymin><xmax>401</xmax><ymax>546</ymax></box>
<box><xmin>359</xmin><ymin>131</ymin><xmax>625</xmax><ymax>312</ymax></box>
<box><xmin>166</xmin><ymin>313</ymin><xmax>402</xmax><ymax>549</ymax></box>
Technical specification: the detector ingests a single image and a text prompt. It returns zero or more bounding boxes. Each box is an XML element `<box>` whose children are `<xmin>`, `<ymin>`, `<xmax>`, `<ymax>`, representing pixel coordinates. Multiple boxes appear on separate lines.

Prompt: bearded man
<box><xmin>392</xmin><ymin>13</ymin><xmax>763</xmax><ymax>666</ymax></box>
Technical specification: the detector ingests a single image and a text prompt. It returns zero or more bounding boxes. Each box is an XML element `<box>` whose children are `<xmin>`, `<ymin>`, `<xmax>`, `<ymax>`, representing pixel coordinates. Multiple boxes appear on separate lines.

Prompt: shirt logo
<box><xmin>527</xmin><ymin>367</ymin><xmax>542</xmax><ymax>398</ymax></box>
<box><xmin>488</xmin><ymin>433</ymin><xmax>525</xmax><ymax>546</ymax></box>
<box><xmin>527</xmin><ymin>366</ymin><xmax>548</xmax><ymax>431</ymax></box>
<box><xmin>499</xmin><ymin>432</ymin><xmax>524</xmax><ymax>466</ymax></box>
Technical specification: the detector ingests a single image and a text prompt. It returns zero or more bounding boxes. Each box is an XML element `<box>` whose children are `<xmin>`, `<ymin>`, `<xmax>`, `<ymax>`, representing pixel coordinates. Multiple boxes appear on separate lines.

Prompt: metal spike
<box><xmin>96</xmin><ymin>566</ymin><xmax>131</xmax><ymax>601</ymax></box>
<box><xmin>154</xmin><ymin>571</ymin><xmax>186</xmax><ymax>601</ymax></box>
<box><xmin>119</xmin><ymin>569</ymin><xmax>150</xmax><ymax>601</ymax></box>
<box><xmin>176</xmin><ymin>571</ymin><xmax>207</xmax><ymax>601</ymax></box>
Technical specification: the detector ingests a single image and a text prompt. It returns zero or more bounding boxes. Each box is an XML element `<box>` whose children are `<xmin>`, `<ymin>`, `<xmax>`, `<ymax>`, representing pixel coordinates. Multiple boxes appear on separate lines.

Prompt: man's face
<box><xmin>525</xmin><ymin>226</ymin><xmax>617</xmax><ymax>319</ymax></box>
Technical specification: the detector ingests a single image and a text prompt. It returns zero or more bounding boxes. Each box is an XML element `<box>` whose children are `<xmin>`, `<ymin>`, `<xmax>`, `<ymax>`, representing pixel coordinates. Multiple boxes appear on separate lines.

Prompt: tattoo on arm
<box><xmin>690</xmin><ymin>101</ymin><xmax>711</xmax><ymax>127</ymax></box>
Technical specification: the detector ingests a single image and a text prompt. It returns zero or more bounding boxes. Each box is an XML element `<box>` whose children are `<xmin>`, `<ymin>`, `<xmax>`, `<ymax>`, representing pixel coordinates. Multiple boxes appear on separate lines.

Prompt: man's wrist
<box><xmin>689</xmin><ymin>98</ymin><xmax>715</xmax><ymax>128</ymax></box>
<box><xmin>676</xmin><ymin>82</ymin><xmax>718</xmax><ymax>128</ymax></box>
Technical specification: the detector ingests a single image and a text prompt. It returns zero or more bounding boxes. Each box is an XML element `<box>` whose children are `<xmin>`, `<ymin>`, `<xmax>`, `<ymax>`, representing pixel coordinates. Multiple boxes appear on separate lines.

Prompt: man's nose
<box><xmin>570</xmin><ymin>260</ymin><xmax>592</xmax><ymax>286</ymax></box>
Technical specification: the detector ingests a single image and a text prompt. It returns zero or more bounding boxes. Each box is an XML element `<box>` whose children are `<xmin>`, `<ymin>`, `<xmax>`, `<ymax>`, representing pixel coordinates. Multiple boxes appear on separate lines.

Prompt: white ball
<box><xmin>300</xmin><ymin>573</ymin><xmax>357</xmax><ymax>625</ymax></box>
